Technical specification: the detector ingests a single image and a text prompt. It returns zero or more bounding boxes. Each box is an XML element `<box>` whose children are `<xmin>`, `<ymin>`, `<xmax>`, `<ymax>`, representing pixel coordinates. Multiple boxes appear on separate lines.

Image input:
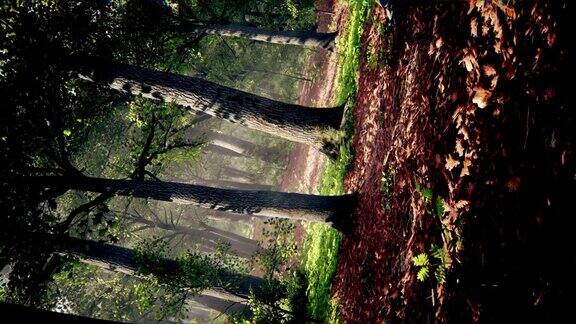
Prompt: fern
<box><xmin>416</xmin><ymin>266</ymin><xmax>429</xmax><ymax>282</ymax></box>
<box><xmin>430</xmin><ymin>244</ymin><xmax>444</xmax><ymax>262</ymax></box>
<box><xmin>435</xmin><ymin>196</ymin><xmax>445</xmax><ymax>220</ymax></box>
<box><xmin>434</xmin><ymin>266</ymin><xmax>446</xmax><ymax>285</ymax></box>
<box><xmin>412</xmin><ymin>253</ymin><xmax>429</xmax><ymax>267</ymax></box>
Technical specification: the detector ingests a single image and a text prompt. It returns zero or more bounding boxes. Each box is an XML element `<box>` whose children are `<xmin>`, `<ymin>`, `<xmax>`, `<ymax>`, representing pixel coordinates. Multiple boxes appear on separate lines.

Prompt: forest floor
<box><xmin>331</xmin><ymin>1</ymin><xmax>575</xmax><ymax>323</ymax></box>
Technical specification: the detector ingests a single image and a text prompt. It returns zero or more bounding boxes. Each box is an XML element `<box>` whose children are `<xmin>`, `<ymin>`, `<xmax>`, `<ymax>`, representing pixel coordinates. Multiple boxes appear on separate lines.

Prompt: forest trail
<box><xmin>279</xmin><ymin>0</ymin><xmax>348</xmax><ymax>196</ymax></box>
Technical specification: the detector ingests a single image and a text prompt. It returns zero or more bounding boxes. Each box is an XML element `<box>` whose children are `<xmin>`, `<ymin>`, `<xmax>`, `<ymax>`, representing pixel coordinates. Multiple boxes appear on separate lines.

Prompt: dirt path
<box><xmin>279</xmin><ymin>0</ymin><xmax>348</xmax><ymax>195</ymax></box>
<box><xmin>333</xmin><ymin>1</ymin><xmax>575</xmax><ymax>322</ymax></box>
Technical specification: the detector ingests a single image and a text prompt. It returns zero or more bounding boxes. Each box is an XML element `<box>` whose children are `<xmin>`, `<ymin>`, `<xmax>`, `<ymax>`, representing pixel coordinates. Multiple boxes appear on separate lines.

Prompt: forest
<box><xmin>0</xmin><ymin>0</ymin><xmax>574</xmax><ymax>323</ymax></box>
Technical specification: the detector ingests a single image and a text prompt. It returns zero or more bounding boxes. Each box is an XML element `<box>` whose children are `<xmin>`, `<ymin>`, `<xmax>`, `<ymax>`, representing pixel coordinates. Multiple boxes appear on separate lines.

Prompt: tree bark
<box><xmin>187</xmin><ymin>23</ymin><xmax>337</xmax><ymax>51</ymax></box>
<box><xmin>23</xmin><ymin>176</ymin><xmax>355</xmax><ymax>228</ymax></box>
<box><xmin>78</xmin><ymin>60</ymin><xmax>343</xmax><ymax>157</ymax></box>
<box><xmin>200</xmin><ymin>178</ymin><xmax>273</xmax><ymax>191</ymax></box>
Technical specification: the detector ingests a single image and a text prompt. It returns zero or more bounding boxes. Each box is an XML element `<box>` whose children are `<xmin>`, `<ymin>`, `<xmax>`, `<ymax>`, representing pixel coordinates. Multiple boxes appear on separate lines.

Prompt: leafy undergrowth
<box><xmin>332</xmin><ymin>0</ymin><xmax>575</xmax><ymax>322</ymax></box>
<box><xmin>297</xmin><ymin>0</ymin><xmax>371</xmax><ymax>322</ymax></box>
<box><xmin>300</xmin><ymin>223</ymin><xmax>341</xmax><ymax>322</ymax></box>
<box><xmin>335</xmin><ymin>0</ymin><xmax>372</xmax><ymax>103</ymax></box>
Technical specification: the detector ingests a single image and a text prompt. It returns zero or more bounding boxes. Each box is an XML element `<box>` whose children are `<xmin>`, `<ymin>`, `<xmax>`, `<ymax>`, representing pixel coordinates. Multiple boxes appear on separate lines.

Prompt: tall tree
<box><xmin>130</xmin><ymin>0</ymin><xmax>334</xmax><ymax>50</ymax></box>
<box><xmin>18</xmin><ymin>175</ymin><xmax>355</xmax><ymax>229</ymax></box>
<box><xmin>77</xmin><ymin>60</ymin><xmax>343</xmax><ymax>157</ymax></box>
<box><xmin>187</xmin><ymin>23</ymin><xmax>337</xmax><ymax>51</ymax></box>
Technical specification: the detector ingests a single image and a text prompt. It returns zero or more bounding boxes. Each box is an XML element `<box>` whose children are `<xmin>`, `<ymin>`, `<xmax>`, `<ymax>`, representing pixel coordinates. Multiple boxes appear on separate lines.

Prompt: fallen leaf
<box><xmin>470</xmin><ymin>17</ymin><xmax>478</xmax><ymax>37</ymax></box>
<box><xmin>505</xmin><ymin>176</ymin><xmax>521</xmax><ymax>192</ymax></box>
<box><xmin>472</xmin><ymin>86</ymin><xmax>492</xmax><ymax>108</ymax></box>
<box><xmin>547</xmin><ymin>32</ymin><xmax>557</xmax><ymax>47</ymax></box>
<box><xmin>460</xmin><ymin>158</ymin><xmax>472</xmax><ymax>177</ymax></box>
<box><xmin>482</xmin><ymin>64</ymin><xmax>497</xmax><ymax>76</ymax></box>
<box><xmin>490</xmin><ymin>74</ymin><xmax>499</xmax><ymax>90</ymax></box>
<box><xmin>455</xmin><ymin>200</ymin><xmax>470</xmax><ymax>210</ymax></box>
<box><xmin>436</xmin><ymin>37</ymin><xmax>444</xmax><ymax>48</ymax></box>
<box><xmin>461</xmin><ymin>52</ymin><xmax>479</xmax><ymax>72</ymax></box>
<box><xmin>445</xmin><ymin>155</ymin><xmax>460</xmax><ymax>171</ymax></box>
<box><xmin>456</xmin><ymin>138</ymin><xmax>465</xmax><ymax>157</ymax></box>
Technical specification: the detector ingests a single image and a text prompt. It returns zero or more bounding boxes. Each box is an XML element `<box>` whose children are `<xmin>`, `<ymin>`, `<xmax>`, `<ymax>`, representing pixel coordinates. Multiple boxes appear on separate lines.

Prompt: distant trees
<box><xmin>187</xmin><ymin>129</ymin><xmax>284</xmax><ymax>164</ymax></box>
<box><xmin>123</xmin><ymin>209</ymin><xmax>261</xmax><ymax>258</ymax></box>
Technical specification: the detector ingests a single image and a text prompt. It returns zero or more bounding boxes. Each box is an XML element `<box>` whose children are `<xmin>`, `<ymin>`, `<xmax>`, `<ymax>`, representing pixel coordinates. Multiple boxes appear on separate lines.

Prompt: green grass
<box><xmin>301</xmin><ymin>223</ymin><xmax>342</xmax><ymax>322</ymax></box>
<box><xmin>298</xmin><ymin>0</ymin><xmax>372</xmax><ymax>322</ymax></box>
<box><xmin>335</xmin><ymin>0</ymin><xmax>373</xmax><ymax>104</ymax></box>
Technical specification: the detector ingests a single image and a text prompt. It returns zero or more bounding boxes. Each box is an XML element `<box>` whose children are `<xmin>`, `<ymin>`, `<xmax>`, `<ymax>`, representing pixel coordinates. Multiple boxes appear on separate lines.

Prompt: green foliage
<box><xmin>306</xmin><ymin>1</ymin><xmax>374</xmax><ymax>320</ymax></box>
<box><xmin>412</xmin><ymin>245</ymin><xmax>447</xmax><ymax>285</ymax></box>
<box><xmin>134</xmin><ymin>237</ymin><xmax>247</xmax><ymax>295</ymax></box>
<box><xmin>257</xmin><ymin>219</ymin><xmax>297</xmax><ymax>276</ymax></box>
<box><xmin>412</xmin><ymin>253</ymin><xmax>430</xmax><ymax>267</ymax></box>
<box><xmin>319</xmin><ymin>98</ymin><xmax>355</xmax><ymax>196</ymax></box>
<box><xmin>134</xmin><ymin>238</ymin><xmax>170</xmax><ymax>274</ymax></box>
<box><xmin>239</xmin><ymin>220</ymin><xmax>310</xmax><ymax>323</ymax></box>
<box><xmin>415</xmin><ymin>181</ymin><xmax>434</xmax><ymax>204</ymax></box>
<box><xmin>300</xmin><ymin>223</ymin><xmax>341</xmax><ymax>322</ymax></box>
<box><xmin>366</xmin><ymin>44</ymin><xmax>380</xmax><ymax>70</ymax></box>
<box><xmin>336</xmin><ymin>0</ymin><xmax>372</xmax><ymax>103</ymax></box>
<box><xmin>45</xmin><ymin>262</ymin><xmax>173</xmax><ymax>322</ymax></box>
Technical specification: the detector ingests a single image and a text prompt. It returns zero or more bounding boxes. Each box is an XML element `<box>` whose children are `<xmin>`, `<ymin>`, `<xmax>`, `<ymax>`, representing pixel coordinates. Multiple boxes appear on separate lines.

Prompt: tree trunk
<box><xmin>201</xmin><ymin>178</ymin><xmax>274</xmax><ymax>191</ymax></box>
<box><xmin>130</xmin><ymin>215</ymin><xmax>260</xmax><ymax>258</ymax></box>
<box><xmin>78</xmin><ymin>60</ymin><xmax>343</xmax><ymax>157</ymax></box>
<box><xmin>188</xmin><ymin>129</ymin><xmax>281</xmax><ymax>164</ymax></box>
<box><xmin>187</xmin><ymin>23</ymin><xmax>337</xmax><ymax>51</ymax></box>
<box><xmin>222</xmin><ymin>174</ymin><xmax>254</xmax><ymax>184</ymax></box>
<box><xmin>0</xmin><ymin>302</ymin><xmax>116</xmax><ymax>323</ymax></box>
<box><xmin>222</xmin><ymin>166</ymin><xmax>256</xmax><ymax>184</ymax></box>
<box><xmin>208</xmin><ymin>131</ymin><xmax>280</xmax><ymax>164</ymax></box>
<box><xmin>24</xmin><ymin>176</ymin><xmax>355</xmax><ymax>228</ymax></box>
<box><xmin>204</xmin><ymin>143</ymin><xmax>244</xmax><ymax>159</ymax></box>
<box><xmin>52</xmin><ymin>235</ymin><xmax>263</xmax><ymax>298</ymax></box>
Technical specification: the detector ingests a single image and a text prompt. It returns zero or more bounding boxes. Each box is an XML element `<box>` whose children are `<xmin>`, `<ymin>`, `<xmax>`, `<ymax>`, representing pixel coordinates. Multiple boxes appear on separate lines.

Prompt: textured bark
<box><xmin>201</xmin><ymin>179</ymin><xmax>274</xmax><ymax>191</ymax></box>
<box><xmin>187</xmin><ymin>23</ymin><xmax>337</xmax><ymax>51</ymax></box>
<box><xmin>79</xmin><ymin>60</ymin><xmax>343</xmax><ymax>156</ymax></box>
<box><xmin>27</xmin><ymin>176</ymin><xmax>355</xmax><ymax>227</ymax></box>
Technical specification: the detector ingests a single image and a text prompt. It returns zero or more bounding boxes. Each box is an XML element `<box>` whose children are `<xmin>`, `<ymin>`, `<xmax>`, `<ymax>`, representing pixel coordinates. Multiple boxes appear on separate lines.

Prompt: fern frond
<box><xmin>412</xmin><ymin>253</ymin><xmax>429</xmax><ymax>267</ymax></box>
<box><xmin>417</xmin><ymin>266</ymin><xmax>429</xmax><ymax>282</ymax></box>
<box><xmin>435</xmin><ymin>266</ymin><xmax>446</xmax><ymax>285</ymax></box>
